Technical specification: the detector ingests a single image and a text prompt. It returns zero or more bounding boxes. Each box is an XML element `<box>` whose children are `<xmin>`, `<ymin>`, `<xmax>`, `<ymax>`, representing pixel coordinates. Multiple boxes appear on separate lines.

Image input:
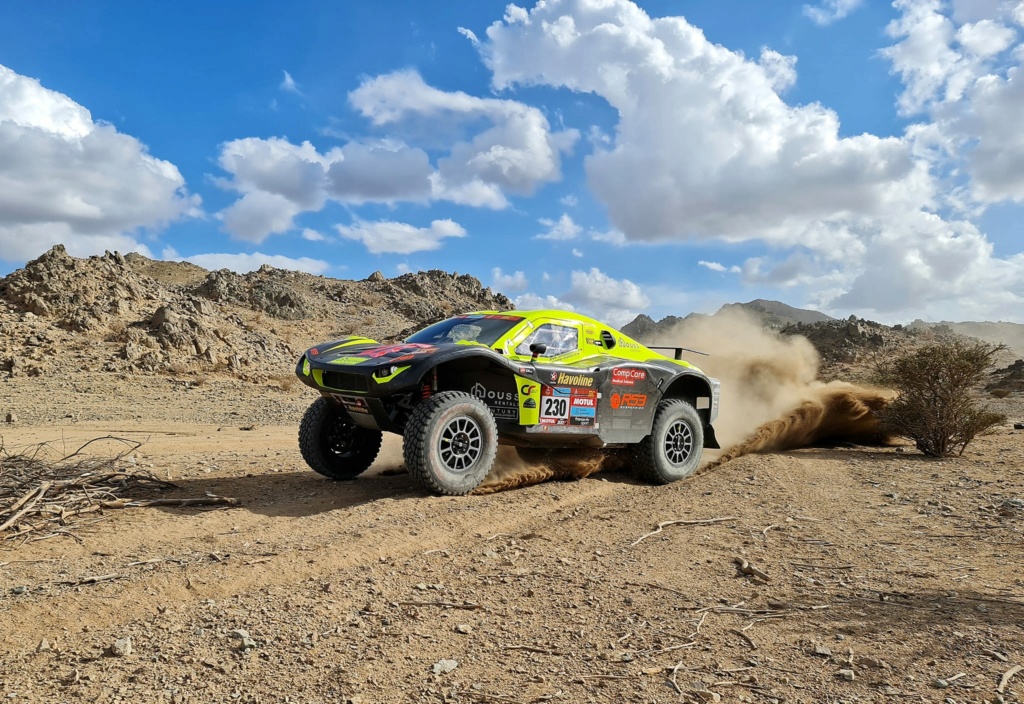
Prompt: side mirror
<box><xmin>529</xmin><ymin>343</ymin><xmax>547</xmax><ymax>360</ymax></box>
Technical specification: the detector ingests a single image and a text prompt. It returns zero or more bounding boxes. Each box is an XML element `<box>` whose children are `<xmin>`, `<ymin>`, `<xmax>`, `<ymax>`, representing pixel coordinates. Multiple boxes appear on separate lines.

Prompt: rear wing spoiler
<box><xmin>647</xmin><ymin>345</ymin><xmax>709</xmax><ymax>360</ymax></box>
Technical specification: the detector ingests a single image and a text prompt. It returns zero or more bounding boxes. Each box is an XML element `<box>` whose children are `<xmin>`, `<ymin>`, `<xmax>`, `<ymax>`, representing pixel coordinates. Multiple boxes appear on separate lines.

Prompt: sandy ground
<box><xmin>1</xmin><ymin>375</ymin><xmax>1023</xmax><ymax>703</ymax></box>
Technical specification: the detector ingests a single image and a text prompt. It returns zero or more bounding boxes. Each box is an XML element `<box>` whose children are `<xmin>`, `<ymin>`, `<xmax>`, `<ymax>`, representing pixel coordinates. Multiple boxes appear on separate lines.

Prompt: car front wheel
<box><xmin>632</xmin><ymin>399</ymin><xmax>704</xmax><ymax>484</ymax></box>
<box><xmin>299</xmin><ymin>397</ymin><xmax>383</xmax><ymax>480</ymax></box>
<box><xmin>403</xmin><ymin>391</ymin><xmax>498</xmax><ymax>496</ymax></box>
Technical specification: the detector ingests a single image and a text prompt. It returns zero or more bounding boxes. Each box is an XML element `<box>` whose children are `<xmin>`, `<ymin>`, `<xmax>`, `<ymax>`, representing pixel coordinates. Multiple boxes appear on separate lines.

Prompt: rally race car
<box><xmin>295</xmin><ymin>310</ymin><xmax>720</xmax><ymax>496</ymax></box>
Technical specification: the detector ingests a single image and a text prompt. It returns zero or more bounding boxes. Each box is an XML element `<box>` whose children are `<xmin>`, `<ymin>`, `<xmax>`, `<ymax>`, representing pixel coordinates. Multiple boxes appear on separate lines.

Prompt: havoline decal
<box><xmin>548</xmin><ymin>372</ymin><xmax>594</xmax><ymax>387</ymax></box>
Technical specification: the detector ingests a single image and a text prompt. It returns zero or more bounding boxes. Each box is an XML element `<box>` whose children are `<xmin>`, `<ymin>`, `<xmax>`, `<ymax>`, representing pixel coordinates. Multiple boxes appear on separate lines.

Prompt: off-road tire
<box><xmin>299</xmin><ymin>397</ymin><xmax>383</xmax><ymax>480</ymax></box>
<box><xmin>403</xmin><ymin>391</ymin><xmax>498</xmax><ymax>496</ymax></box>
<box><xmin>632</xmin><ymin>399</ymin><xmax>703</xmax><ymax>484</ymax></box>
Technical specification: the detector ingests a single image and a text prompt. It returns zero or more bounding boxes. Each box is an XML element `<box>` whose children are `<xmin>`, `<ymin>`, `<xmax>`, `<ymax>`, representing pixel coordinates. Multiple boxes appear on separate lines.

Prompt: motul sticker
<box><xmin>612</xmin><ymin>368</ymin><xmax>647</xmax><ymax>386</ymax></box>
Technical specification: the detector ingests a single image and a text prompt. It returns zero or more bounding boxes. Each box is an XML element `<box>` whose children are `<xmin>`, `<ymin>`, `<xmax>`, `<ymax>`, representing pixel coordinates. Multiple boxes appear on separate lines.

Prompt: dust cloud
<box><xmin>475</xmin><ymin>308</ymin><xmax>892</xmax><ymax>493</ymax></box>
<box><xmin>650</xmin><ymin>308</ymin><xmax>893</xmax><ymax>467</ymax></box>
<box><xmin>474</xmin><ymin>448</ymin><xmax>627</xmax><ymax>494</ymax></box>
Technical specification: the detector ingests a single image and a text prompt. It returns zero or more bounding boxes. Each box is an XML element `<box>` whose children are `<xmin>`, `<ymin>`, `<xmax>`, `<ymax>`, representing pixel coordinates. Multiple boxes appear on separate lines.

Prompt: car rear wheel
<box><xmin>403</xmin><ymin>391</ymin><xmax>498</xmax><ymax>496</ymax></box>
<box><xmin>632</xmin><ymin>399</ymin><xmax>704</xmax><ymax>484</ymax></box>
<box><xmin>299</xmin><ymin>397</ymin><xmax>383</xmax><ymax>480</ymax></box>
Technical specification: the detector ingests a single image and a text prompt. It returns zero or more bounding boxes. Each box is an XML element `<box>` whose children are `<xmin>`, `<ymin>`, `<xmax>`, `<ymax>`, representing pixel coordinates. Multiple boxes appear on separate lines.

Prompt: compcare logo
<box><xmin>611</xmin><ymin>368</ymin><xmax>646</xmax><ymax>386</ymax></box>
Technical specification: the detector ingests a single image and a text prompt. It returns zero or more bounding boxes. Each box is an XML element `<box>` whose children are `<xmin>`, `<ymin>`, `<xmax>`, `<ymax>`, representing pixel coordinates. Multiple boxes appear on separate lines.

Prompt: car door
<box><xmin>506</xmin><ymin>319</ymin><xmax>603</xmax><ymax>431</ymax></box>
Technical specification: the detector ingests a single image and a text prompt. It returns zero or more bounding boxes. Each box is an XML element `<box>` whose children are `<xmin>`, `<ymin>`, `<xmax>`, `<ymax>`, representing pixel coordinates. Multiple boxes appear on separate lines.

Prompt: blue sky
<box><xmin>2</xmin><ymin>0</ymin><xmax>1023</xmax><ymax>325</ymax></box>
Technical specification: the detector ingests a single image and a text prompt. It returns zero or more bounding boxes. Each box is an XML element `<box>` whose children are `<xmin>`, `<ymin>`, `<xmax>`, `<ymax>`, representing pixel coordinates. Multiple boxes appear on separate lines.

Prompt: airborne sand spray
<box><xmin>474</xmin><ymin>309</ymin><xmax>892</xmax><ymax>493</ymax></box>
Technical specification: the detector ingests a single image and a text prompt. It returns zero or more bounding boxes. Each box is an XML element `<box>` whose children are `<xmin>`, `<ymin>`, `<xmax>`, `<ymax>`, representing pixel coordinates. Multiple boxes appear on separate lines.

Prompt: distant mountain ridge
<box><xmin>621</xmin><ymin>299</ymin><xmax>833</xmax><ymax>340</ymax></box>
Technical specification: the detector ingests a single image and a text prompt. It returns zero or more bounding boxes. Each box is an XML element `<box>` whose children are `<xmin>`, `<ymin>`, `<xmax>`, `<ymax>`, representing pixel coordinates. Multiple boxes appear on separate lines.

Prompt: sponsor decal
<box><xmin>330</xmin><ymin>356</ymin><xmax>367</xmax><ymax>366</ymax></box>
<box><xmin>520</xmin><ymin>384</ymin><xmax>537</xmax><ymax>395</ymax></box>
<box><xmin>612</xmin><ymin>368</ymin><xmax>647</xmax><ymax>386</ymax></box>
<box><xmin>524</xmin><ymin>398</ymin><xmax>537</xmax><ymax>409</ymax></box>
<box><xmin>616</xmin><ymin>337</ymin><xmax>641</xmax><ymax>350</ymax></box>
<box><xmin>553</xmin><ymin>372</ymin><xmax>594</xmax><ymax>387</ymax></box>
<box><xmin>572</xmin><ymin>396</ymin><xmax>596</xmax><ymax>407</ymax></box>
<box><xmin>309</xmin><ymin>348</ymin><xmax>319</xmax><ymax>356</ymax></box>
<box><xmin>611</xmin><ymin>392</ymin><xmax>647</xmax><ymax>410</ymax></box>
<box><xmin>570</xmin><ymin>405</ymin><xmax>595</xmax><ymax>418</ymax></box>
<box><xmin>471</xmin><ymin>382</ymin><xmax>518</xmax><ymax>420</ymax></box>
<box><xmin>333</xmin><ymin>394</ymin><xmax>370</xmax><ymax>414</ymax></box>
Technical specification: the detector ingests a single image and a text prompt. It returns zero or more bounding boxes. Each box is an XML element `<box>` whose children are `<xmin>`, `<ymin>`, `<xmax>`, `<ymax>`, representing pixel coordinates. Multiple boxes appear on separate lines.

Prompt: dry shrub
<box><xmin>874</xmin><ymin>340</ymin><xmax>1006</xmax><ymax>457</ymax></box>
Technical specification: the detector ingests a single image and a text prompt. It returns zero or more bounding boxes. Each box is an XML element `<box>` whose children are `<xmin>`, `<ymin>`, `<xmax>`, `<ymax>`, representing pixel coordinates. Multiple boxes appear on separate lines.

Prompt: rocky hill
<box><xmin>720</xmin><ymin>299</ymin><xmax>834</xmax><ymax>327</ymax></box>
<box><xmin>0</xmin><ymin>245</ymin><xmax>512</xmax><ymax>382</ymax></box>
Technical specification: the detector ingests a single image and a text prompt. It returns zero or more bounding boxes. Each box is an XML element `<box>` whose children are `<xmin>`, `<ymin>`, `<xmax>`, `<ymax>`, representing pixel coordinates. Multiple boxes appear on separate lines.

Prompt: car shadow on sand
<box><xmin>143</xmin><ymin>464</ymin><xmax>644</xmax><ymax>519</ymax></box>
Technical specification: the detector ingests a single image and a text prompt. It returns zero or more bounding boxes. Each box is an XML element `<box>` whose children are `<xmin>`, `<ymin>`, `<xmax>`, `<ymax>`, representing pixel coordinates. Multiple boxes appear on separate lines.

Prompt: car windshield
<box><xmin>405</xmin><ymin>314</ymin><xmax>524</xmax><ymax>346</ymax></box>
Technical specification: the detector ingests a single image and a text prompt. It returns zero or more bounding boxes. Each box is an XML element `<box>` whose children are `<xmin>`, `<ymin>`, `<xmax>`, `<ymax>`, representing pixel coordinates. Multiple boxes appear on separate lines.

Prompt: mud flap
<box><xmin>703</xmin><ymin>424</ymin><xmax>720</xmax><ymax>449</ymax></box>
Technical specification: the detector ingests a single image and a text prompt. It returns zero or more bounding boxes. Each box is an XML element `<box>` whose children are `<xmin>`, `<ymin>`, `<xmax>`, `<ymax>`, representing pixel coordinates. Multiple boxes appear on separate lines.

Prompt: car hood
<box><xmin>304</xmin><ymin>337</ymin><xmax>449</xmax><ymax>367</ymax></box>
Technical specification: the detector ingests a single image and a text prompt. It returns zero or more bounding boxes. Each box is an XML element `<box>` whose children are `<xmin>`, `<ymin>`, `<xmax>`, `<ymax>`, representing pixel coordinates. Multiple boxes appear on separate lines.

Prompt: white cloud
<box><xmin>215</xmin><ymin>68</ymin><xmax>576</xmax><ymax>242</ymax></box>
<box><xmin>563</xmin><ymin>267</ymin><xmax>650</xmax><ymax>327</ymax></box>
<box><xmin>492</xmin><ymin>267</ymin><xmax>529</xmax><ymax>291</ymax></box>
<box><xmin>457</xmin><ymin>27</ymin><xmax>480</xmax><ymax>46</ymax></box>
<box><xmin>396</xmin><ymin>262</ymin><xmax>411</xmax><ymax>274</ymax></box>
<box><xmin>559</xmin><ymin>194</ymin><xmax>578</xmax><ymax>207</ymax></box>
<box><xmin>480</xmin><ymin>0</ymin><xmax>1024</xmax><ymax>321</ymax></box>
<box><xmin>174</xmin><ymin>251</ymin><xmax>330</xmax><ymax>275</ymax></box>
<box><xmin>280</xmin><ymin>70</ymin><xmax>301</xmax><ymax>94</ymax></box>
<box><xmin>484</xmin><ymin>1</ymin><xmax>920</xmax><ymax>248</ymax></box>
<box><xmin>301</xmin><ymin>228</ymin><xmax>326</xmax><ymax>241</ymax></box>
<box><xmin>336</xmin><ymin>218</ymin><xmax>467</xmax><ymax>255</ymax></box>
<box><xmin>514</xmin><ymin>292</ymin><xmax>575</xmax><ymax>311</ymax></box>
<box><xmin>349</xmin><ymin>70</ymin><xmax>578</xmax><ymax>203</ymax></box>
<box><xmin>534</xmin><ymin>213</ymin><xmax>581</xmax><ymax>240</ymax></box>
<box><xmin>698</xmin><ymin>260</ymin><xmax>726</xmax><ymax>272</ymax></box>
<box><xmin>803</xmin><ymin>0</ymin><xmax>864</xmax><ymax>25</ymax></box>
<box><xmin>572</xmin><ymin>248</ymin><xmax>583</xmax><ymax>257</ymax></box>
<box><xmin>214</xmin><ymin>137</ymin><xmax>434</xmax><ymax>241</ymax></box>
<box><xmin>0</xmin><ymin>64</ymin><xmax>196</xmax><ymax>264</ymax></box>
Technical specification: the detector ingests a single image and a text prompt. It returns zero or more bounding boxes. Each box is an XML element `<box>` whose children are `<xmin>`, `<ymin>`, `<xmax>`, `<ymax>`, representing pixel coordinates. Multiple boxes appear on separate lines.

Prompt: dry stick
<box><xmin>730</xmin><ymin>628</ymin><xmax>758</xmax><ymax>650</ymax></box>
<box><xmin>503</xmin><ymin>645</ymin><xmax>555</xmax><ymax>655</ymax></box>
<box><xmin>98</xmin><ymin>497</ymin><xmax>239</xmax><ymax>509</ymax></box>
<box><xmin>791</xmin><ymin>563</ymin><xmax>854</xmax><ymax>571</ymax></box>
<box><xmin>734</xmin><ymin>557</ymin><xmax>769</xmax><ymax>582</ymax></box>
<box><xmin>395</xmin><ymin>601</ymin><xmax>482</xmax><ymax>610</ymax></box>
<box><xmin>668</xmin><ymin>660</ymin><xmax>686</xmax><ymax>695</ymax></box>
<box><xmin>625</xmin><ymin>581</ymin><xmax>690</xmax><ymax>598</ymax></box>
<box><xmin>998</xmin><ymin>665</ymin><xmax>1023</xmax><ymax>694</ymax></box>
<box><xmin>0</xmin><ymin>482</ymin><xmax>51</xmax><ymax>532</ymax></box>
<box><xmin>630</xmin><ymin>516</ymin><xmax>739</xmax><ymax>546</ymax></box>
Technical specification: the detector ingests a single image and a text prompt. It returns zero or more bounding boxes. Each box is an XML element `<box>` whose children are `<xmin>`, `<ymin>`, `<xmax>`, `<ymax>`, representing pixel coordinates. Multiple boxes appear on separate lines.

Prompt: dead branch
<box><xmin>395</xmin><ymin>600</ymin><xmax>482</xmax><ymax>610</ymax></box>
<box><xmin>502</xmin><ymin>644</ymin><xmax>555</xmax><ymax>655</ymax></box>
<box><xmin>630</xmin><ymin>516</ymin><xmax>739</xmax><ymax>546</ymax></box>
<box><xmin>1</xmin><ymin>435</ymin><xmax>232</xmax><ymax>546</ymax></box>
<box><xmin>734</xmin><ymin>557</ymin><xmax>769</xmax><ymax>582</ymax></box>
<box><xmin>998</xmin><ymin>665</ymin><xmax>1022</xmax><ymax>694</ymax></box>
<box><xmin>98</xmin><ymin>497</ymin><xmax>239</xmax><ymax>509</ymax></box>
<box><xmin>730</xmin><ymin>628</ymin><xmax>758</xmax><ymax>650</ymax></box>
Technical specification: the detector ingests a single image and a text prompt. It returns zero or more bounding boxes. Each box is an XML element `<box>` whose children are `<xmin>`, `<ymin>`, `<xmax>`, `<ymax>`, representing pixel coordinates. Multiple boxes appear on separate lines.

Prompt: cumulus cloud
<box><xmin>803</xmin><ymin>0</ymin><xmax>865</xmax><ymax>25</ymax></box>
<box><xmin>534</xmin><ymin>213</ymin><xmax>581</xmax><ymax>240</ymax></box>
<box><xmin>480</xmin><ymin>0</ymin><xmax>1024</xmax><ymax>321</ymax></box>
<box><xmin>563</xmin><ymin>267</ymin><xmax>650</xmax><ymax>327</ymax></box>
<box><xmin>0</xmin><ymin>64</ymin><xmax>196</xmax><ymax>264</ymax></box>
<box><xmin>514</xmin><ymin>292</ymin><xmax>575</xmax><ymax>311</ymax></box>
<box><xmin>170</xmin><ymin>250</ymin><xmax>330</xmax><ymax>275</ymax></box>
<box><xmin>215</xmin><ymin>69</ymin><xmax>577</xmax><ymax>242</ymax></box>
<box><xmin>484</xmin><ymin>1</ymin><xmax>919</xmax><ymax>247</ymax></box>
<box><xmin>336</xmin><ymin>218</ymin><xmax>466</xmax><ymax>255</ymax></box>
<box><xmin>492</xmin><ymin>267</ymin><xmax>529</xmax><ymax>291</ymax></box>
<box><xmin>350</xmin><ymin>69</ymin><xmax>578</xmax><ymax>205</ymax></box>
